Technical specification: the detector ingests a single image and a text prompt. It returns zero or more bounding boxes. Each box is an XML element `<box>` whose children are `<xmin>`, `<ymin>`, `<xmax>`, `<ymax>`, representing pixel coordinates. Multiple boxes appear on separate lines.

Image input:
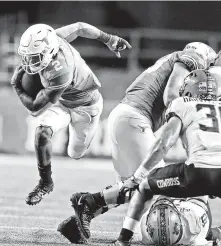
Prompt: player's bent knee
<box><xmin>35</xmin><ymin>126</ymin><xmax>53</xmax><ymax>146</ymax></box>
<box><xmin>67</xmin><ymin>148</ymin><xmax>85</xmax><ymax>160</ymax></box>
<box><xmin>139</xmin><ymin>179</ymin><xmax>153</xmax><ymax>198</ymax></box>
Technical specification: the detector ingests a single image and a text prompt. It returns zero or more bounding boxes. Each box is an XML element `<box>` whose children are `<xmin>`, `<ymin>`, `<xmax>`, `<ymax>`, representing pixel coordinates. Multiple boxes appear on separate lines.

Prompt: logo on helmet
<box><xmin>179</xmin><ymin>69</ymin><xmax>217</xmax><ymax>101</ymax></box>
<box><xmin>141</xmin><ymin>198</ymin><xmax>183</xmax><ymax>246</ymax></box>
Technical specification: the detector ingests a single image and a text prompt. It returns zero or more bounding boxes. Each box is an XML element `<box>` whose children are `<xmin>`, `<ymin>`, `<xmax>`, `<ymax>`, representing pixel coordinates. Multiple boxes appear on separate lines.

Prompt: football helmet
<box><xmin>140</xmin><ymin>197</ymin><xmax>184</xmax><ymax>246</ymax></box>
<box><xmin>18</xmin><ymin>24</ymin><xmax>60</xmax><ymax>74</ymax></box>
<box><xmin>179</xmin><ymin>69</ymin><xmax>217</xmax><ymax>101</ymax></box>
<box><xmin>184</xmin><ymin>42</ymin><xmax>216</xmax><ymax>67</ymax></box>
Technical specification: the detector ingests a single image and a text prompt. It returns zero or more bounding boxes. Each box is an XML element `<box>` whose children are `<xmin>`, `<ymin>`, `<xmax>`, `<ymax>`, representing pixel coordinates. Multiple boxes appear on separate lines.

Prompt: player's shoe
<box><xmin>70</xmin><ymin>192</ymin><xmax>97</xmax><ymax>240</ymax></box>
<box><xmin>57</xmin><ymin>215</ymin><xmax>88</xmax><ymax>244</ymax></box>
<box><xmin>25</xmin><ymin>179</ymin><xmax>54</xmax><ymax>205</ymax></box>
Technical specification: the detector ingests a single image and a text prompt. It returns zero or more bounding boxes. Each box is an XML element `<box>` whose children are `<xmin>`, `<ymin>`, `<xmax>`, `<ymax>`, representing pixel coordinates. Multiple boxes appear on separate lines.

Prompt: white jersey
<box><xmin>166</xmin><ymin>96</ymin><xmax>221</xmax><ymax>168</ymax></box>
<box><xmin>141</xmin><ymin>196</ymin><xmax>211</xmax><ymax>246</ymax></box>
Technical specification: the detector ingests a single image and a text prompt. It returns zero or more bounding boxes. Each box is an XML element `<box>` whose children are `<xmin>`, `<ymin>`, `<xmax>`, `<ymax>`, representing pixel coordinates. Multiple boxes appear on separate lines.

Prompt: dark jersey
<box><xmin>122</xmin><ymin>50</ymin><xmax>209</xmax><ymax>130</ymax></box>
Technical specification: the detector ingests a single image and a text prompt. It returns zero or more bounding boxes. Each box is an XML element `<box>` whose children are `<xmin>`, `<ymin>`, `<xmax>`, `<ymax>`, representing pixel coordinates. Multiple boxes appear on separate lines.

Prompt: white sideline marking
<box><xmin>0</xmin><ymin>212</ymin><xmax>123</xmax><ymax>223</ymax></box>
<box><xmin>0</xmin><ymin>154</ymin><xmax>114</xmax><ymax>171</ymax></box>
<box><xmin>0</xmin><ymin>225</ymin><xmax>116</xmax><ymax>234</ymax></box>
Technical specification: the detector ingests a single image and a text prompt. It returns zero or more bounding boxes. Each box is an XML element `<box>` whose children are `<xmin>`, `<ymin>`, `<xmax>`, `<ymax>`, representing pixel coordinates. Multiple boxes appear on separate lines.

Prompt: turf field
<box><xmin>0</xmin><ymin>154</ymin><xmax>221</xmax><ymax>246</ymax></box>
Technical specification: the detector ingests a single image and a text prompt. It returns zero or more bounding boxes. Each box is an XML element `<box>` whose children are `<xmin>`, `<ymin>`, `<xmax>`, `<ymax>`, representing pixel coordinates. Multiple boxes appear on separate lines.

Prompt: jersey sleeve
<box><xmin>178</xmin><ymin>50</ymin><xmax>207</xmax><ymax>71</ymax></box>
<box><xmin>165</xmin><ymin>97</ymin><xmax>194</xmax><ymax>132</ymax></box>
<box><xmin>56</xmin><ymin>24</ymin><xmax>79</xmax><ymax>43</ymax></box>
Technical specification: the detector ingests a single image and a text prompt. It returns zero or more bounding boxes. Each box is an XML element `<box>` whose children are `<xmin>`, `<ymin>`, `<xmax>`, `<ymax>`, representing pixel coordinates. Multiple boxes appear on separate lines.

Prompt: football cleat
<box><xmin>57</xmin><ymin>215</ymin><xmax>88</xmax><ymax>244</ymax></box>
<box><xmin>25</xmin><ymin>178</ymin><xmax>54</xmax><ymax>205</ymax></box>
<box><xmin>70</xmin><ymin>192</ymin><xmax>97</xmax><ymax>239</ymax></box>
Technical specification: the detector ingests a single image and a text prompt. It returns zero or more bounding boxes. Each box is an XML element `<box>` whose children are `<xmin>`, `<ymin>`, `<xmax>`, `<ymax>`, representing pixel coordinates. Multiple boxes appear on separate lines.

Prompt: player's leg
<box><xmin>67</xmin><ymin>94</ymin><xmax>103</xmax><ymax>159</ymax></box>
<box><xmin>85</xmin><ymin>104</ymin><xmax>164</xmax><ymax>209</ymax></box>
<box><xmin>26</xmin><ymin>103</ymin><xmax>71</xmax><ymax>205</ymax></box>
<box><xmin>65</xmin><ymin>104</ymin><xmax>165</xmax><ymax>241</ymax></box>
<box><xmin>114</xmin><ymin>179</ymin><xmax>153</xmax><ymax>246</ymax></box>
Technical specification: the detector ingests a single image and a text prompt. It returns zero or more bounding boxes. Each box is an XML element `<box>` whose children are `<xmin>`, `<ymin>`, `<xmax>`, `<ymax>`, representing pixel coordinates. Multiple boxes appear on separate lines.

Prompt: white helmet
<box><xmin>141</xmin><ymin>198</ymin><xmax>184</xmax><ymax>246</ymax></box>
<box><xmin>18</xmin><ymin>24</ymin><xmax>60</xmax><ymax>74</ymax></box>
<box><xmin>184</xmin><ymin>42</ymin><xmax>216</xmax><ymax>68</ymax></box>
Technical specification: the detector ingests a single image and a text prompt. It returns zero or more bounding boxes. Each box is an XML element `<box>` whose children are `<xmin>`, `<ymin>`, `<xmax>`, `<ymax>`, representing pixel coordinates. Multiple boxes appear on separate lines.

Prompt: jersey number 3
<box><xmin>196</xmin><ymin>104</ymin><xmax>221</xmax><ymax>133</ymax></box>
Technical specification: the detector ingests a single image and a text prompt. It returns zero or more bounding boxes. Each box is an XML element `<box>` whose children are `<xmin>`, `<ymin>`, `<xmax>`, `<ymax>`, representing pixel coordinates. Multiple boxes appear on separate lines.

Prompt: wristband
<box><xmin>97</xmin><ymin>31</ymin><xmax>111</xmax><ymax>44</ymax></box>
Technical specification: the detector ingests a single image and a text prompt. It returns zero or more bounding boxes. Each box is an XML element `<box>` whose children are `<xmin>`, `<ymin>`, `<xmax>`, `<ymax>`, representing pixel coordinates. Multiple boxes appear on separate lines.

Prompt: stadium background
<box><xmin>2</xmin><ymin>1</ymin><xmax>221</xmax><ymax>157</ymax></box>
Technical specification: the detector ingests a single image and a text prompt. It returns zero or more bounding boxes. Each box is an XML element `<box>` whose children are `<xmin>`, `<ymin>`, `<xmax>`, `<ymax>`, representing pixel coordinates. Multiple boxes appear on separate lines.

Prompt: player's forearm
<box><xmin>134</xmin><ymin>135</ymin><xmax>175</xmax><ymax>181</ymax></box>
<box><xmin>142</xmin><ymin>138</ymin><xmax>169</xmax><ymax>170</ymax></box>
<box><xmin>58</xmin><ymin>22</ymin><xmax>111</xmax><ymax>43</ymax></box>
<box><xmin>13</xmin><ymin>84</ymin><xmax>49</xmax><ymax>112</ymax></box>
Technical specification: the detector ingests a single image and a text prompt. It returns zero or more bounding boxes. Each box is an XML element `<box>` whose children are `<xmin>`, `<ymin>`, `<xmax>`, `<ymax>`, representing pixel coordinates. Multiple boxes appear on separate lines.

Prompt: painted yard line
<box><xmin>0</xmin><ymin>155</ymin><xmax>113</xmax><ymax>171</ymax></box>
<box><xmin>0</xmin><ymin>225</ymin><xmax>117</xmax><ymax>235</ymax></box>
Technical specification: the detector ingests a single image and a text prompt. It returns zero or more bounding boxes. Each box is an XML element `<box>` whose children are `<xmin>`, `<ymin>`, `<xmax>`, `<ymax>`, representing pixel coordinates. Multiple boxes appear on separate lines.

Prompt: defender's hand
<box><xmin>105</xmin><ymin>35</ymin><xmax>132</xmax><ymax>58</ymax></box>
<box><xmin>11</xmin><ymin>65</ymin><xmax>25</xmax><ymax>87</ymax></box>
<box><xmin>120</xmin><ymin>176</ymin><xmax>140</xmax><ymax>194</ymax></box>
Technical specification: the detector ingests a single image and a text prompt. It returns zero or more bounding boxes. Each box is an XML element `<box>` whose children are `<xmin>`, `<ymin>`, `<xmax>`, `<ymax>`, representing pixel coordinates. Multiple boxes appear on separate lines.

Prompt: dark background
<box><xmin>1</xmin><ymin>1</ymin><xmax>220</xmax><ymax>30</ymax></box>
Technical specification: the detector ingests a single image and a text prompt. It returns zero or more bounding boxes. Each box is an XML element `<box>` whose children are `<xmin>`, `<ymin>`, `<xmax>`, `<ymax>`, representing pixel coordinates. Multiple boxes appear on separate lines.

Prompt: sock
<box><xmin>118</xmin><ymin>228</ymin><xmax>134</xmax><ymax>242</ymax></box>
<box><xmin>92</xmin><ymin>192</ymin><xmax>107</xmax><ymax>207</ymax></box>
<box><xmin>38</xmin><ymin>163</ymin><xmax>53</xmax><ymax>182</ymax></box>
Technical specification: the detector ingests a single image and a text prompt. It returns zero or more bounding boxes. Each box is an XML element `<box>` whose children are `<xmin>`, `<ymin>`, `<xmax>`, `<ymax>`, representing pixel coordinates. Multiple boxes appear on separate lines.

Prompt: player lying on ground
<box><xmin>57</xmin><ymin>42</ymin><xmax>217</xmax><ymax>242</ymax></box>
<box><xmin>58</xmin><ymin>69</ymin><xmax>221</xmax><ymax>245</ymax></box>
<box><xmin>111</xmin><ymin>69</ymin><xmax>221</xmax><ymax>245</ymax></box>
<box><xmin>10</xmin><ymin>22</ymin><xmax>131</xmax><ymax>206</ymax></box>
<box><xmin>139</xmin><ymin>195</ymin><xmax>214</xmax><ymax>246</ymax></box>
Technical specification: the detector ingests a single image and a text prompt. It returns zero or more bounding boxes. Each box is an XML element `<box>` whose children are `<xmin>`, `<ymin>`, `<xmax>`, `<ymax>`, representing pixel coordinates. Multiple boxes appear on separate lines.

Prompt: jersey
<box><xmin>39</xmin><ymin>31</ymin><xmax>101</xmax><ymax>108</ymax></box>
<box><xmin>121</xmin><ymin>50</ymin><xmax>209</xmax><ymax>131</ymax></box>
<box><xmin>166</xmin><ymin>97</ymin><xmax>221</xmax><ymax>168</ymax></box>
<box><xmin>141</xmin><ymin>196</ymin><xmax>210</xmax><ymax>246</ymax></box>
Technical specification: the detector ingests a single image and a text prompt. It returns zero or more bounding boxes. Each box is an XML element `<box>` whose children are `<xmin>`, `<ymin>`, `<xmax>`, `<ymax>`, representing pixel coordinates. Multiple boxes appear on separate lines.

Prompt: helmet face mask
<box><xmin>18</xmin><ymin>24</ymin><xmax>59</xmax><ymax>74</ymax></box>
<box><xmin>179</xmin><ymin>69</ymin><xmax>217</xmax><ymax>101</ymax></box>
<box><xmin>21</xmin><ymin>53</ymin><xmax>45</xmax><ymax>74</ymax></box>
<box><xmin>141</xmin><ymin>197</ymin><xmax>184</xmax><ymax>246</ymax></box>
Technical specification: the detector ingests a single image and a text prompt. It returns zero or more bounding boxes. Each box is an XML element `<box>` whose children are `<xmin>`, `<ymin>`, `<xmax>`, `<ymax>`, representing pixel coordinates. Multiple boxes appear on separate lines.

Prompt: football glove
<box><xmin>120</xmin><ymin>176</ymin><xmax>141</xmax><ymax>195</ymax></box>
<box><xmin>105</xmin><ymin>35</ymin><xmax>132</xmax><ymax>58</ymax></box>
<box><xmin>11</xmin><ymin>65</ymin><xmax>25</xmax><ymax>87</ymax></box>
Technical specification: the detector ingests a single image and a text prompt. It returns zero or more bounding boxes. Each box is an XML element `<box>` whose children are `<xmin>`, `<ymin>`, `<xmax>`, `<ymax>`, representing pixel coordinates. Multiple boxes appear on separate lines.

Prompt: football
<box><xmin>21</xmin><ymin>72</ymin><xmax>44</xmax><ymax>98</ymax></box>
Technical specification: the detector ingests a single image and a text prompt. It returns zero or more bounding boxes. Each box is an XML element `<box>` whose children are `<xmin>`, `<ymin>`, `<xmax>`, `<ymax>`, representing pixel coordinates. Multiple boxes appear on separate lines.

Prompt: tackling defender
<box><xmin>58</xmin><ymin>42</ymin><xmax>217</xmax><ymax>243</ymax></box>
<box><xmin>112</xmin><ymin>69</ymin><xmax>221</xmax><ymax>245</ymax></box>
<box><xmin>10</xmin><ymin>22</ymin><xmax>131</xmax><ymax>206</ymax></box>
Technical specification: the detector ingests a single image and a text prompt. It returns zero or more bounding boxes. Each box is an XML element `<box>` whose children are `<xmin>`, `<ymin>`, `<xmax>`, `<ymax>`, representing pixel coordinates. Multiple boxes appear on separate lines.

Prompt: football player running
<box><xmin>10</xmin><ymin>22</ymin><xmax>131</xmax><ymax>206</ymax></box>
<box><xmin>112</xmin><ymin>69</ymin><xmax>221</xmax><ymax>245</ymax></box>
<box><xmin>58</xmin><ymin>42</ymin><xmax>217</xmax><ymax>243</ymax></box>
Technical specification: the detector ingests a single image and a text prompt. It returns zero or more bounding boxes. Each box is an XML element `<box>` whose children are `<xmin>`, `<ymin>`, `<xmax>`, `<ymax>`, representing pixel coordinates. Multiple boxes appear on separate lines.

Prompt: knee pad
<box><xmin>35</xmin><ymin>126</ymin><xmax>53</xmax><ymax>146</ymax></box>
